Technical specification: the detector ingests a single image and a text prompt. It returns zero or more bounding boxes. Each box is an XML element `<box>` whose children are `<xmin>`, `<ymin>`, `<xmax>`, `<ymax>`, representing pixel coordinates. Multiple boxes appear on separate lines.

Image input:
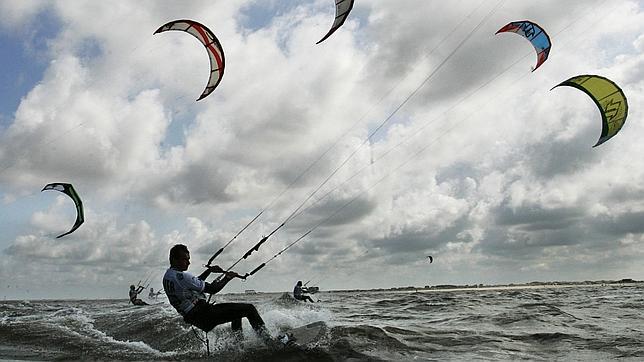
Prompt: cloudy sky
<box><xmin>0</xmin><ymin>0</ymin><xmax>642</xmax><ymax>300</ymax></box>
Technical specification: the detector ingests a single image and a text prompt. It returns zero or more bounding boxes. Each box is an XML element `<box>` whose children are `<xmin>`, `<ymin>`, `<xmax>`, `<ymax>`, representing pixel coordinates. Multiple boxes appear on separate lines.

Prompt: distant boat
<box><xmin>244</xmin><ymin>289</ymin><xmax>258</xmax><ymax>294</ymax></box>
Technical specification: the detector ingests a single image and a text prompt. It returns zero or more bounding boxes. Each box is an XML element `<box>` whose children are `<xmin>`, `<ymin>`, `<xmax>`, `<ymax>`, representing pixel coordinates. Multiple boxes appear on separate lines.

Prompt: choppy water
<box><xmin>0</xmin><ymin>284</ymin><xmax>642</xmax><ymax>361</ymax></box>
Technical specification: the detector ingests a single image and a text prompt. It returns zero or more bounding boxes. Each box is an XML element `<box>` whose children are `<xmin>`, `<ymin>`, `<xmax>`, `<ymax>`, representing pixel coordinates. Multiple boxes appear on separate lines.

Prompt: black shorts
<box><xmin>183</xmin><ymin>300</ymin><xmax>264</xmax><ymax>333</ymax></box>
<box><xmin>183</xmin><ymin>300</ymin><xmax>219</xmax><ymax>332</ymax></box>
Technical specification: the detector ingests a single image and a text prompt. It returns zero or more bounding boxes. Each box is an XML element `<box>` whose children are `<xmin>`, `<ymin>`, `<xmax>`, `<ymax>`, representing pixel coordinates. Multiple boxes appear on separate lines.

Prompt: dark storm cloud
<box><xmin>606</xmin><ymin>185</ymin><xmax>644</xmax><ymax>204</ymax></box>
<box><xmin>287</xmin><ymin>194</ymin><xmax>378</xmax><ymax>233</ymax></box>
<box><xmin>150</xmin><ymin>163</ymin><xmax>234</xmax><ymax>205</ymax></box>
<box><xmin>362</xmin><ymin>1</ymin><xmax>458</xmax><ymax>80</ymax></box>
<box><xmin>226</xmin><ymin>101</ymin><xmax>313</xmax><ymax>154</ymax></box>
<box><xmin>481</xmin><ymin>206</ymin><xmax>644</xmax><ymax>259</ymax></box>
<box><xmin>495</xmin><ymin>203</ymin><xmax>585</xmax><ymax>230</ymax></box>
<box><xmin>269</xmin><ymin>144</ymin><xmax>337</xmax><ymax>189</ymax></box>
<box><xmin>367</xmin><ymin>215</ymin><xmax>471</xmax><ymax>254</ymax></box>
<box><xmin>520</xmin><ymin>123</ymin><xmax>600</xmax><ymax>179</ymax></box>
<box><xmin>359</xmin><ymin>2</ymin><xmax>524</xmax><ymax>105</ymax></box>
<box><xmin>285</xmin><ymin>238</ymin><xmax>344</xmax><ymax>258</ymax></box>
<box><xmin>591</xmin><ymin>211</ymin><xmax>644</xmax><ymax>236</ymax></box>
<box><xmin>475</xmin><ymin>223</ymin><xmax>588</xmax><ymax>260</ymax></box>
<box><xmin>475</xmin><ymin>200</ymin><xmax>590</xmax><ymax>258</ymax></box>
<box><xmin>194</xmin><ymin>234</ymin><xmax>230</xmax><ymax>257</ymax></box>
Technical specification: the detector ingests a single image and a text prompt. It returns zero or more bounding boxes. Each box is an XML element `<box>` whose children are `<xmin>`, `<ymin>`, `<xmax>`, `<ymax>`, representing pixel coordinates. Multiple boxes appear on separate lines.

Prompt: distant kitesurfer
<box><xmin>148</xmin><ymin>287</ymin><xmax>164</xmax><ymax>299</ymax></box>
<box><xmin>163</xmin><ymin>244</ymin><xmax>274</xmax><ymax>344</ymax></box>
<box><xmin>293</xmin><ymin>281</ymin><xmax>316</xmax><ymax>303</ymax></box>
<box><xmin>129</xmin><ymin>284</ymin><xmax>148</xmax><ymax>305</ymax></box>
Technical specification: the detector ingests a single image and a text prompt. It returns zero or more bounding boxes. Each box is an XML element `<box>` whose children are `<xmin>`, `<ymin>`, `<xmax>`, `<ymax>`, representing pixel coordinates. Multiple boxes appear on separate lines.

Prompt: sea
<box><xmin>0</xmin><ymin>283</ymin><xmax>642</xmax><ymax>361</ymax></box>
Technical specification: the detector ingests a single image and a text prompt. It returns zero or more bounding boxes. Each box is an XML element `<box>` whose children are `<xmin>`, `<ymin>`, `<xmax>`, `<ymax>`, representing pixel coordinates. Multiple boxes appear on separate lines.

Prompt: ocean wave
<box><xmin>1</xmin><ymin>285</ymin><xmax>642</xmax><ymax>360</ymax></box>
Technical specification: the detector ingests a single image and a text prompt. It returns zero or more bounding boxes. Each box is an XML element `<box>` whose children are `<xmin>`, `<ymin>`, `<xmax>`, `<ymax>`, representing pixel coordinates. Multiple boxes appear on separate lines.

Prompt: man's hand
<box><xmin>208</xmin><ymin>265</ymin><xmax>225</xmax><ymax>273</ymax></box>
<box><xmin>224</xmin><ymin>271</ymin><xmax>244</xmax><ymax>279</ymax></box>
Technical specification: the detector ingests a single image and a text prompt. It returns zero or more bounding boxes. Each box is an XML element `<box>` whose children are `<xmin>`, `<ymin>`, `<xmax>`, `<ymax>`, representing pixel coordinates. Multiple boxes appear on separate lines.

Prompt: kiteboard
<box><xmin>279</xmin><ymin>321</ymin><xmax>327</xmax><ymax>347</ymax></box>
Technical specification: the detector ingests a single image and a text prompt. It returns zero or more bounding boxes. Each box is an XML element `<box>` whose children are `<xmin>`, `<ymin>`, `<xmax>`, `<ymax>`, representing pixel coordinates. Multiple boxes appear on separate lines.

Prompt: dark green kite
<box><xmin>42</xmin><ymin>183</ymin><xmax>84</xmax><ymax>238</ymax></box>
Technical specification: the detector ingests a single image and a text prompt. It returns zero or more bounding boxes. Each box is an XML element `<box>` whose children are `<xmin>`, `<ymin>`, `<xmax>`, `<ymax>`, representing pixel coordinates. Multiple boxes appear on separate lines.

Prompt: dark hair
<box><xmin>169</xmin><ymin>244</ymin><xmax>189</xmax><ymax>264</ymax></box>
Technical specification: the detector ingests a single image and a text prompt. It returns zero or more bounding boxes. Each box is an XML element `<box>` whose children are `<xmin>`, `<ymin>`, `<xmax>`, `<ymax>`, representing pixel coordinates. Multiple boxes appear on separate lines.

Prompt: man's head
<box><xmin>169</xmin><ymin>244</ymin><xmax>191</xmax><ymax>271</ymax></box>
<box><xmin>130</xmin><ymin>285</ymin><xmax>135</xmax><ymax>290</ymax></box>
<box><xmin>297</xmin><ymin>281</ymin><xmax>302</xmax><ymax>286</ymax></box>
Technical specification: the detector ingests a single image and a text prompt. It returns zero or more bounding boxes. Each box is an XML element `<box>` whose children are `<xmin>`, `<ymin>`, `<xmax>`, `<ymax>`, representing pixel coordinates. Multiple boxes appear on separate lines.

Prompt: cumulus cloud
<box><xmin>0</xmin><ymin>0</ymin><xmax>48</xmax><ymax>29</ymax></box>
<box><xmin>0</xmin><ymin>0</ymin><xmax>643</xmax><ymax>297</ymax></box>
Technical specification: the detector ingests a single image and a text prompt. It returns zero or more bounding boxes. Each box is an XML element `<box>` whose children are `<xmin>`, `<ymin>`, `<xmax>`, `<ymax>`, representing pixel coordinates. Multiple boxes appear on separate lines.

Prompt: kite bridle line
<box><xmin>203</xmin><ymin>211</ymin><xmax>263</xmax><ymax>269</ymax></box>
<box><xmin>238</xmin><ymin>0</ymin><xmax>618</xmax><ymax>280</ymax></box>
<box><xmin>237</xmin><ymin>94</ymin><xmax>492</xmax><ymax>280</ymax></box>
<box><xmin>199</xmin><ymin>1</ymin><xmax>506</xmax><ymax>275</ymax></box>
<box><xmin>143</xmin><ymin>278</ymin><xmax>152</xmax><ymax>290</ymax></box>
<box><xmin>209</xmin><ymin>0</ymin><xmax>608</xmax><ymax>282</ymax></box>
<box><xmin>209</xmin><ymin>0</ymin><xmax>507</xmax><ymax>280</ymax></box>
<box><xmin>248</xmin><ymin>4</ymin><xmax>613</xmax><ymax>279</ymax></box>
<box><xmin>285</xmin><ymin>0</ymin><xmax>615</xmax><ymax>227</ymax></box>
<box><xmin>137</xmin><ymin>270</ymin><xmax>154</xmax><ymax>290</ymax></box>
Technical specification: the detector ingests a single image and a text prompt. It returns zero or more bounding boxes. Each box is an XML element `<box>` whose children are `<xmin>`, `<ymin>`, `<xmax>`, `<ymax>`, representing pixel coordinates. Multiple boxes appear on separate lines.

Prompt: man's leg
<box><xmin>209</xmin><ymin>303</ymin><xmax>266</xmax><ymax>332</ymax></box>
<box><xmin>210</xmin><ymin>303</ymin><xmax>277</xmax><ymax>345</ymax></box>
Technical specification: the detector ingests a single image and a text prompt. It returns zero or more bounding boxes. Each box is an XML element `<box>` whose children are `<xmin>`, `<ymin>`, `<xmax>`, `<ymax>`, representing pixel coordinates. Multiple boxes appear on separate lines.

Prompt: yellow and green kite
<box><xmin>552</xmin><ymin>75</ymin><xmax>628</xmax><ymax>147</ymax></box>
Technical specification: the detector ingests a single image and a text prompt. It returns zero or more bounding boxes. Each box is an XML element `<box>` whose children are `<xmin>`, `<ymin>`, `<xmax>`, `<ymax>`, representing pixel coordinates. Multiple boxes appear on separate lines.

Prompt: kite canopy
<box><xmin>154</xmin><ymin>19</ymin><xmax>225</xmax><ymax>101</ymax></box>
<box><xmin>496</xmin><ymin>20</ymin><xmax>551</xmax><ymax>71</ymax></box>
<box><xmin>41</xmin><ymin>183</ymin><xmax>84</xmax><ymax>238</ymax></box>
<box><xmin>427</xmin><ymin>256</ymin><xmax>433</xmax><ymax>264</ymax></box>
<box><xmin>552</xmin><ymin>75</ymin><xmax>628</xmax><ymax>147</ymax></box>
<box><xmin>317</xmin><ymin>0</ymin><xmax>355</xmax><ymax>44</ymax></box>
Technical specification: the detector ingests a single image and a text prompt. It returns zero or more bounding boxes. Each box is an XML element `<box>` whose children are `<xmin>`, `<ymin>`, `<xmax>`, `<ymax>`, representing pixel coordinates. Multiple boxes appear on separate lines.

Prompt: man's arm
<box><xmin>203</xmin><ymin>272</ymin><xmax>239</xmax><ymax>294</ymax></box>
<box><xmin>198</xmin><ymin>265</ymin><xmax>225</xmax><ymax>281</ymax></box>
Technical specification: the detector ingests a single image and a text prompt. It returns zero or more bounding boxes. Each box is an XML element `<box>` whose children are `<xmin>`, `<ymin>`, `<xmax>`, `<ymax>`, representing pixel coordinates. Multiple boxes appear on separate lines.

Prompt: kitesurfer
<box><xmin>163</xmin><ymin>244</ymin><xmax>274</xmax><ymax>343</ymax></box>
<box><xmin>129</xmin><ymin>284</ymin><xmax>148</xmax><ymax>305</ymax></box>
<box><xmin>148</xmin><ymin>287</ymin><xmax>163</xmax><ymax>300</ymax></box>
<box><xmin>293</xmin><ymin>281</ymin><xmax>316</xmax><ymax>303</ymax></box>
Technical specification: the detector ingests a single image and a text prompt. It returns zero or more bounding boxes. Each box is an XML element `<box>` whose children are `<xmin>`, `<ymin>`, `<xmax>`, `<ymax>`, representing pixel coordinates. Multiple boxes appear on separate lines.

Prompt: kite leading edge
<box><xmin>41</xmin><ymin>183</ymin><xmax>85</xmax><ymax>238</ymax></box>
<box><xmin>552</xmin><ymin>74</ymin><xmax>628</xmax><ymax>147</ymax></box>
<box><xmin>317</xmin><ymin>0</ymin><xmax>356</xmax><ymax>44</ymax></box>
<box><xmin>154</xmin><ymin>19</ymin><xmax>225</xmax><ymax>101</ymax></box>
<box><xmin>496</xmin><ymin>20</ymin><xmax>551</xmax><ymax>71</ymax></box>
